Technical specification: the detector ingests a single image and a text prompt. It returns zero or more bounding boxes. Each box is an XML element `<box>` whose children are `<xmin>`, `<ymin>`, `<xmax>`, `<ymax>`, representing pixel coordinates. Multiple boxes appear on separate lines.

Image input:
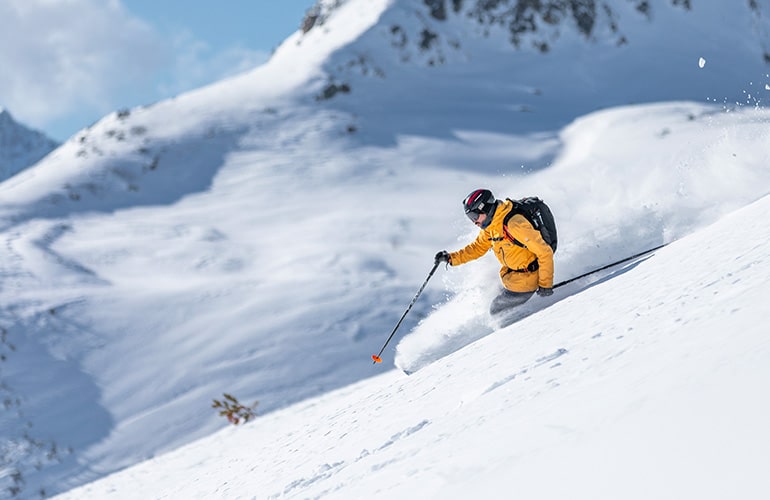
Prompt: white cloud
<box><xmin>0</xmin><ymin>0</ymin><xmax>168</xmax><ymax>127</ymax></box>
<box><xmin>0</xmin><ymin>0</ymin><xmax>270</xmax><ymax>138</ymax></box>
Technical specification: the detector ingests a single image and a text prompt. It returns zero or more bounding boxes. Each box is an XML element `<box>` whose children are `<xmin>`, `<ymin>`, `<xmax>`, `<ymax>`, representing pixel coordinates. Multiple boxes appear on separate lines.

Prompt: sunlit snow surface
<box><xmin>58</xmin><ymin>191</ymin><xmax>770</xmax><ymax>499</ymax></box>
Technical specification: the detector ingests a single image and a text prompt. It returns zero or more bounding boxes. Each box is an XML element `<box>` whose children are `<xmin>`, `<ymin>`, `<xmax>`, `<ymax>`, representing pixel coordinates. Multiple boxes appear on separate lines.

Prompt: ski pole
<box><xmin>372</xmin><ymin>261</ymin><xmax>440</xmax><ymax>364</ymax></box>
<box><xmin>554</xmin><ymin>243</ymin><xmax>667</xmax><ymax>289</ymax></box>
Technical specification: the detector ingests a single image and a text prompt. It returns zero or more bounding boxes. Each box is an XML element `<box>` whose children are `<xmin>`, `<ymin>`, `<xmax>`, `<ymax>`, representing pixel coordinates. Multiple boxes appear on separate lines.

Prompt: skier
<box><xmin>435</xmin><ymin>189</ymin><xmax>555</xmax><ymax>315</ymax></box>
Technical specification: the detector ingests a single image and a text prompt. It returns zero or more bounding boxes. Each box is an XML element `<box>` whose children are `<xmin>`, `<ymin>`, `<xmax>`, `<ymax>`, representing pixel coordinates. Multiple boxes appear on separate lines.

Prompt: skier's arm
<box><xmin>449</xmin><ymin>231</ymin><xmax>492</xmax><ymax>266</ymax></box>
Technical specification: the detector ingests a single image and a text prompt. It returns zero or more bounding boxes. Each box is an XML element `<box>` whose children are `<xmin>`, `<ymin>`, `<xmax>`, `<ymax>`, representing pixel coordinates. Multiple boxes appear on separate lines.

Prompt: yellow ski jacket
<box><xmin>449</xmin><ymin>199</ymin><xmax>554</xmax><ymax>292</ymax></box>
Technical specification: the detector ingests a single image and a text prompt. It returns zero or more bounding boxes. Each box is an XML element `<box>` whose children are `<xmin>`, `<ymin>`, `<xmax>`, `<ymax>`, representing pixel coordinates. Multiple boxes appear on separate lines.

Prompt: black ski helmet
<box><xmin>462</xmin><ymin>189</ymin><xmax>497</xmax><ymax>226</ymax></box>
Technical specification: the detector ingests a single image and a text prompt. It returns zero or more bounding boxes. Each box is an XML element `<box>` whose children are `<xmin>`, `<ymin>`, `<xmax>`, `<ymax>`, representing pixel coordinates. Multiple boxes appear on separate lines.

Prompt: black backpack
<box><xmin>502</xmin><ymin>197</ymin><xmax>558</xmax><ymax>252</ymax></box>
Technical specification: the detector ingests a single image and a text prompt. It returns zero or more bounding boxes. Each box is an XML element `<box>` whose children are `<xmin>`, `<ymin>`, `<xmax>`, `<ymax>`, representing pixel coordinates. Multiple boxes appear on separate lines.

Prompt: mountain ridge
<box><xmin>305</xmin><ymin>0</ymin><xmax>769</xmax><ymax>63</ymax></box>
<box><xmin>302</xmin><ymin>0</ymin><xmax>770</xmax><ymax>145</ymax></box>
<box><xmin>0</xmin><ymin>108</ymin><xmax>59</xmax><ymax>183</ymax></box>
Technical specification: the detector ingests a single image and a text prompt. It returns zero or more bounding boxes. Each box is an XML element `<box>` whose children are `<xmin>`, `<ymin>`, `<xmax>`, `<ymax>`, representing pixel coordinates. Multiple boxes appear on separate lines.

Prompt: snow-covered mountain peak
<box><xmin>295</xmin><ymin>0</ymin><xmax>770</xmax><ymax>143</ymax></box>
<box><xmin>0</xmin><ymin>107</ymin><xmax>58</xmax><ymax>183</ymax></box>
<box><xmin>306</xmin><ymin>0</ymin><xmax>770</xmax><ymax>67</ymax></box>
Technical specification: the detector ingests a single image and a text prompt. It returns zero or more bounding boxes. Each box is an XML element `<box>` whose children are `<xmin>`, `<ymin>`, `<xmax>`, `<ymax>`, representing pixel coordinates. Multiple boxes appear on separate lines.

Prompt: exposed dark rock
<box><xmin>570</xmin><ymin>0</ymin><xmax>597</xmax><ymax>36</ymax></box>
<box><xmin>672</xmin><ymin>0</ymin><xmax>691</xmax><ymax>10</ymax></box>
<box><xmin>634</xmin><ymin>1</ymin><xmax>651</xmax><ymax>18</ymax></box>
<box><xmin>420</xmin><ymin>29</ymin><xmax>439</xmax><ymax>50</ymax></box>
<box><xmin>391</xmin><ymin>25</ymin><xmax>408</xmax><ymax>48</ymax></box>
<box><xmin>301</xmin><ymin>5</ymin><xmax>320</xmax><ymax>33</ymax></box>
<box><xmin>317</xmin><ymin>82</ymin><xmax>352</xmax><ymax>101</ymax></box>
<box><xmin>424</xmin><ymin>0</ymin><xmax>448</xmax><ymax>20</ymax></box>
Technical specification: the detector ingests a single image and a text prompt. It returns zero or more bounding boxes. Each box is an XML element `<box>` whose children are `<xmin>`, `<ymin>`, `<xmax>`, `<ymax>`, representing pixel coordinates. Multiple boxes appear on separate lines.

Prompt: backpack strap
<box><xmin>502</xmin><ymin>199</ymin><xmax>527</xmax><ymax>248</ymax></box>
<box><xmin>502</xmin><ymin>223</ymin><xmax>526</xmax><ymax>248</ymax></box>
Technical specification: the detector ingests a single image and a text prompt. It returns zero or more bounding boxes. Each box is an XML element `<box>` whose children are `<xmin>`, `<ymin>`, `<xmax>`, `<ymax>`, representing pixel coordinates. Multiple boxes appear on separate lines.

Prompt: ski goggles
<box><xmin>465</xmin><ymin>209</ymin><xmax>483</xmax><ymax>223</ymax></box>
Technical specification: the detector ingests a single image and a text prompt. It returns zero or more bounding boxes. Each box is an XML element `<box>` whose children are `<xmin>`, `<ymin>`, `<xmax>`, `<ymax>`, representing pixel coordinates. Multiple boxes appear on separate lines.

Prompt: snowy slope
<box><xmin>1</xmin><ymin>0</ymin><xmax>770</xmax><ymax>496</ymax></box>
<box><xmin>0</xmin><ymin>108</ymin><xmax>58</xmax><ymax>182</ymax></box>
<box><xmin>394</xmin><ymin>101</ymin><xmax>770</xmax><ymax>373</ymax></box>
<box><xmin>56</xmin><ymin>191</ymin><xmax>770</xmax><ymax>499</ymax></box>
<box><xmin>318</xmin><ymin>0</ymin><xmax>770</xmax><ymax>142</ymax></box>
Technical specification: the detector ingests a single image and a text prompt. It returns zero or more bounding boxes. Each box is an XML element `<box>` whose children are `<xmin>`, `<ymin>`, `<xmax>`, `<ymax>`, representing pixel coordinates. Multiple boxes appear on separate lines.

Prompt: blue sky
<box><xmin>0</xmin><ymin>0</ymin><xmax>316</xmax><ymax>142</ymax></box>
<box><xmin>124</xmin><ymin>1</ymin><xmax>315</xmax><ymax>58</ymax></box>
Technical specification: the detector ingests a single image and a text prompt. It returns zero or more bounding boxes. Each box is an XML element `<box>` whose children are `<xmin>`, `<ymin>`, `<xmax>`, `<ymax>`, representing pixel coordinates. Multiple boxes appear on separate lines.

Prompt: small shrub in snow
<box><xmin>212</xmin><ymin>394</ymin><xmax>258</xmax><ymax>425</ymax></box>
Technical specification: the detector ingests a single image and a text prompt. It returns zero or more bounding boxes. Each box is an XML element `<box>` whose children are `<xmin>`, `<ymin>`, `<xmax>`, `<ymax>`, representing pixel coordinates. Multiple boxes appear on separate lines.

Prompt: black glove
<box><xmin>434</xmin><ymin>250</ymin><xmax>451</xmax><ymax>265</ymax></box>
<box><xmin>536</xmin><ymin>287</ymin><xmax>553</xmax><ymax>297</ymax></box>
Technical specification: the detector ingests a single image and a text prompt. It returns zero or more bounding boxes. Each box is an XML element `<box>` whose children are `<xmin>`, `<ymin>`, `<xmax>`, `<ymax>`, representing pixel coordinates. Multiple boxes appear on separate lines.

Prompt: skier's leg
<box><xmin>489</xmin><ymin>289</ymin><xmax>534</xmax><ymax>315</ymax></box>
